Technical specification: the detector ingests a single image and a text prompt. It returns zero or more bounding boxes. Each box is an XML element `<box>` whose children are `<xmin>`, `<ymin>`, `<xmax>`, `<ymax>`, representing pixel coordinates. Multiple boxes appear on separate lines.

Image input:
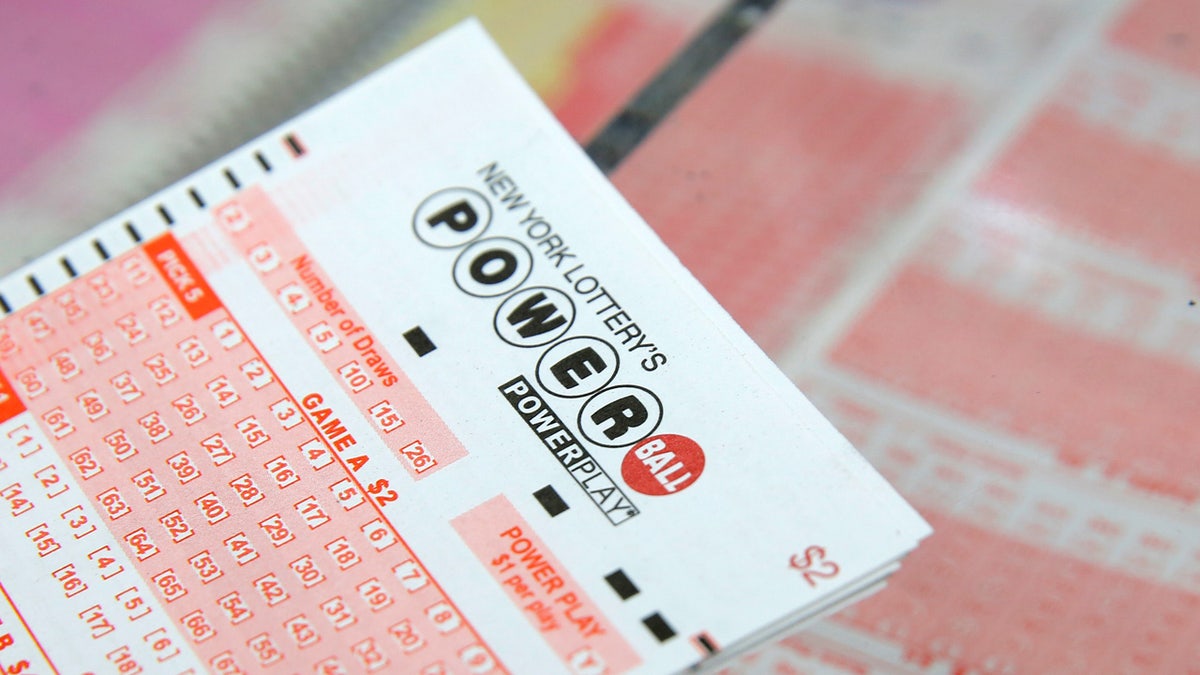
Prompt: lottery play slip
<box><xmin>0</xmin><ymin>20</ymin><xmax>929</xmax><ymax>675</ymax></box>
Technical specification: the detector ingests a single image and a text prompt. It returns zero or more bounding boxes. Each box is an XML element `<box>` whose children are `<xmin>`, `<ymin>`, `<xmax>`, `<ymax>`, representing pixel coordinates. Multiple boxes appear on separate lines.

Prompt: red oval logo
<box><xmin>621</xmin><ymin>434</ymin><xmax>705</xmax><ymax>496</ymax></box>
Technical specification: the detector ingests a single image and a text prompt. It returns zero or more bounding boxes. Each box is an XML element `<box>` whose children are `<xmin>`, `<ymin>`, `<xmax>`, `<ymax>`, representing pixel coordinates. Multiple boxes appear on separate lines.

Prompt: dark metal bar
<box><xmin>585</xmin><ymin>0</ymin><xmax>781</xmax><ymax>175</ymax></box>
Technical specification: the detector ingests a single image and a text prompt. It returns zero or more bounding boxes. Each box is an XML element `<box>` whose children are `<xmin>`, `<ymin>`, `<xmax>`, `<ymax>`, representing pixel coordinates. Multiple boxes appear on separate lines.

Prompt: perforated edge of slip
<box><xmin>0</xmin><ymin>133</ymin><xmax>307</xmax><ymax>317</ymax></box>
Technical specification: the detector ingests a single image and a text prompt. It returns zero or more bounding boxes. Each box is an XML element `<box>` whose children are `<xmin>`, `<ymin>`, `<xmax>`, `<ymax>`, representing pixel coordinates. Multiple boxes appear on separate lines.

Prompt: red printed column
<box><xmin>0</xmin><ymin>366</ymin><xmax>25</xmax><ymax>428</ymax></box>
<box><xmin>212</xmin><ymin>188</ymin><xmax>466</xmax><ymax>480</ymax></box>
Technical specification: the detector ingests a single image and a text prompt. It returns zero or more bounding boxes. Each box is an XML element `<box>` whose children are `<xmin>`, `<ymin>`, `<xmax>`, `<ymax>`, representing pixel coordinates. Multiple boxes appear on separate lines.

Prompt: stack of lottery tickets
<box><xmin>0</xmin><ymin>22</ymin><xmax>928</xmax><ymax>674</ymax></box>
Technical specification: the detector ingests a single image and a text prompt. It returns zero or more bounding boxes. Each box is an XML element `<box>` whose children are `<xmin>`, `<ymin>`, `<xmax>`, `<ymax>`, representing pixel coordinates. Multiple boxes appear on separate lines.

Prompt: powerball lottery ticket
<box><xmin>0</xmin><ymin>20</ymin><xmax>929</xmax><ymax>675</ymax></box>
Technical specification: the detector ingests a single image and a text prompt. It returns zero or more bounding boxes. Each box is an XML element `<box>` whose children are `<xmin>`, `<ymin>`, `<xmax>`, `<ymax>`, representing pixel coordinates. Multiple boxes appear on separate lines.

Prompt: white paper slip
<box><xmin>0</xmin><ymin>20</ymin><xmax>929</xmax><ymax>675</ymax></box>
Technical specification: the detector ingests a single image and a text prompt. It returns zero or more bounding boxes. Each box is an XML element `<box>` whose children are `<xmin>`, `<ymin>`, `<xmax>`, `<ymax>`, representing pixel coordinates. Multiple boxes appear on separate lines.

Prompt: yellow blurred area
<box><xmin>391</xmin><ymin>0</ymin><xmax>610</xmax><ymax>106</ymax></box>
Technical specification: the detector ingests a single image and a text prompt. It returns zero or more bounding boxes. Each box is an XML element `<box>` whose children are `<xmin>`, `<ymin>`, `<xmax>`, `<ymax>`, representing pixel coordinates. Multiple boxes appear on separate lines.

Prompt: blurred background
<box><xmin>3</xmin><ymin>0</ymin><xmax>1199</xmax><ymax>671</ymax></box>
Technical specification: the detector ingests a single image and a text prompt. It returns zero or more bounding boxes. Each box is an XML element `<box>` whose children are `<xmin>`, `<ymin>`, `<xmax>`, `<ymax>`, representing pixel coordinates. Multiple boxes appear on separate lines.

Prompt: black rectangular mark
<box><xmin>403</xmin><ymin>326</ymin><xmax>437</xmax><ymax>357</ymax></box>
<box><xmin>284</xmin><ymin>133</ymin><xmax>306</xmax><ymax>157</ymax></box>
<box><xmin>60</xmin><ymin>257</ymin><xmax>77</xmax><ymax>278</ymax></box>
<box><xmin>643</xmin><ymin>613</ymin><xmax>676</xmax><ymax>642</ymax></box>
<box><xmin>224</xmin><ymin>168</ymin><xmax>241</xmax><ymax>189</ymax></box>
<box><xmin>533</xmin><ymin>485</ymin><xmax>569</xmax><ymax>517</ymax></box>
<box><xmin>695</xmin><ymin>633</ymin><xmax>719</xmax><ymax>655</ymax></box>
<box><xmin>255</xmin><ymin>151</ymin><xmax>272</xmax><ymax>172</ymax></box>
<box><xmin>605</xmin><ymin>569</ymin><xmax>640</xmax><ymax>600</ymax></box>
<box><xmin>158</xmin><ymin>204</ymin><xmax>174</xmax><ymax>226</ymax></box>
<box><xmin>0</xmin><ymin>294</ymin><xmax>10</xmax><ymax>313</ymax></box>
<box><xmin>125</xmin><ymin>222</ymin><xmax>142</xmax><ymax>243</ymax></box>
<box><xmin>189</xmin><ymin>187</ymin><xmax>206</xmax><ymax>208</ymax></box>
<box><xmin>27</xmin><ymin>275</ymin><xmax>44</xmax><ymax>296</ymax></box>
<box><xmin>93</xmin><ymin>239</ymin><xmax>110</xmax><ymax>260</ymax></box>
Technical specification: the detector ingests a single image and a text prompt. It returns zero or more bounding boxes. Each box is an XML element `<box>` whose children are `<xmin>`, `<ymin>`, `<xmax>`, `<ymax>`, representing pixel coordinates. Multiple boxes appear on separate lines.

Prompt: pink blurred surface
<box><xmin>558</xmin><ymin>1</ymin><xmax>1200</xmax><ymax>672</ymax></box>
<box><xmin>0</xmin><ymin>1</ymin><xmax>224</xmax><ymax>187</ymax></box>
